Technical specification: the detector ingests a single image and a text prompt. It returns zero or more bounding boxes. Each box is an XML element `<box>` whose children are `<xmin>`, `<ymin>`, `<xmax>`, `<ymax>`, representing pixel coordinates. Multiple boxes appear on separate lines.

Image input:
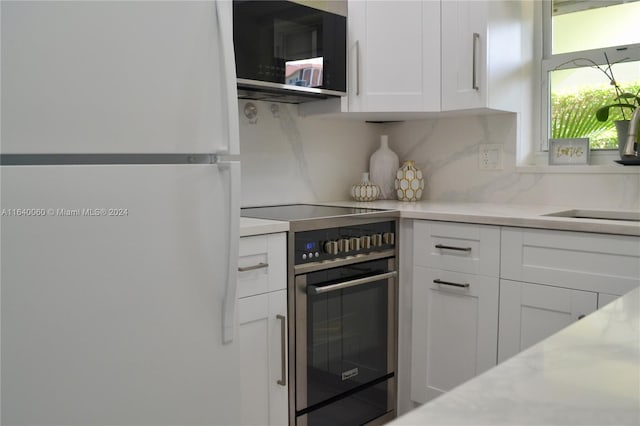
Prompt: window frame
<box><xmin>540</xmin><ymin>0</ymin><xmax>640</xmax><ymax>159</ymax></box>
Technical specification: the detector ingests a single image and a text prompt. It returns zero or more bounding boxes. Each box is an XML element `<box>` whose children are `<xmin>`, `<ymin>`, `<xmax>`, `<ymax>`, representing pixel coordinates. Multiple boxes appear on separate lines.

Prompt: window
<box><xmin>541</xmin><ymin>0</ymin><xmax>640</xmax><ymax>154</ymax></box>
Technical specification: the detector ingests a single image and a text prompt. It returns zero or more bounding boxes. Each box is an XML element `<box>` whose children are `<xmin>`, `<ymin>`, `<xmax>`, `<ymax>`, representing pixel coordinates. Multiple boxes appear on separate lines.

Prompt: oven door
<box><xmin>295</xmin><ymin>258</ymin><xmax>396</xmax><ymax>426</ymax></box>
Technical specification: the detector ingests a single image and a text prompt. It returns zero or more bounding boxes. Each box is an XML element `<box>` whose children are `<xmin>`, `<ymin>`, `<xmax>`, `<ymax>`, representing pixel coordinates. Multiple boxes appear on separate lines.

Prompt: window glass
<box><xmin>544</xmin><ymin>0</ymin><xmax>640</xmax><ymax>153</ymax></box>
<box><xmin>550</xmin><ymin>61</ymin><xmax>640</xmax><ymax>149</ymax></box>
<box><xmin>552</xmin><ymin>1</ymin><xmax>640</xmax><ymax>55</ymax></box>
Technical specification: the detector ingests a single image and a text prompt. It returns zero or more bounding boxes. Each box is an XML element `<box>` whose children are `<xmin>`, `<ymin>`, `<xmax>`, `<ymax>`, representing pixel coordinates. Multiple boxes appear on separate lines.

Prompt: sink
<box><xmin>544</xmin><ymin>209</ymin><xmax>640</xmax><ymax>222</ymax></box>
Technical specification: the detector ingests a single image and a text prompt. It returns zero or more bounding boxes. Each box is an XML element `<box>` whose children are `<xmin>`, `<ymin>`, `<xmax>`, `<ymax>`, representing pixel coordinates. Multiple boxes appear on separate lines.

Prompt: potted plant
<box><xmin>558</xmin><ymin>54</ymin><xmax>640</xmax><ymax>156</ymax></box>
<box><xmin>590</xmin><ymin>55</ymin><xmax>640</xmax><ymax>156</ymax></box>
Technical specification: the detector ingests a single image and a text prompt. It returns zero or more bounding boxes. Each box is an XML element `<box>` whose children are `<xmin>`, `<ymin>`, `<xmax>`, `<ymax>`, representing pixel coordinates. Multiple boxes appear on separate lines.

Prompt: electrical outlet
<box><xmin>479</xmin><ymin>144</ymin><xmax>503</xmax><ymax>170</ymax></box>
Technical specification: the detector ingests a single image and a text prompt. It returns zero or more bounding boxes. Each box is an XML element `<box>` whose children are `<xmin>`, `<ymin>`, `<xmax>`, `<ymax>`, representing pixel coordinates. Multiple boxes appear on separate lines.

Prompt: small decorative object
<box><xmin>351</xmin><ymin>172</ymin><xmax>380</xmax><ymax>202</ymax></box>
<box><xmin>394</xmin><ymin>160</ymin><xmax>424</xmax><ymax>201</ymax></box>
<box><xmin>549</xmin><ymin>138</ymin><xmax>590</xmax><ymax>165</ymax></box>
<box><xmin>369</xmin><ymin>134</ymin><xmax>399</xmax><ymax>199</ymax></box>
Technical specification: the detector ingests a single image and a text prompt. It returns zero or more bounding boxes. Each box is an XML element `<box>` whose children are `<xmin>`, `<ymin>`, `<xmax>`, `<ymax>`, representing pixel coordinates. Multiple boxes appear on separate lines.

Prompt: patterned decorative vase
<box><xmin>369</xmin><ymin>135</ymin><xmax>400</xmax><ymax>200</ymax></box>
<box><xmin>394</xmin><ymin>160</ymin><xmax>424</xmax><ymax>201</ymax></box>
<box><xmin>351</xmin><ymin>172</ymin><xmax>380</xmax><ymax>202</ymax></box>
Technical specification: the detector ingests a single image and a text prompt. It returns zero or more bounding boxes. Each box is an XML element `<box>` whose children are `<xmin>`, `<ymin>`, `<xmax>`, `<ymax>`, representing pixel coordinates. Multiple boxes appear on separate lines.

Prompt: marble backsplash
<box><xmin>238</xmin><ymin>100</ymin><xmax>380</xmax><ymax>207</ymax></box>
<box><xmin>239</xmin><ymin>100</ymin><xmax>640</xmax><ymax>210</ymax></box>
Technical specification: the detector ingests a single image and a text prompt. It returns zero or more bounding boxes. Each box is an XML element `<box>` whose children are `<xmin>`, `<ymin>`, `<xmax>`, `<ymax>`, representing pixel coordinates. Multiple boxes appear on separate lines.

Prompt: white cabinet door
<box><xmin>347</xmin><ymin>0</ymin><xmax>440</xmax><ymax>112</ymax></box>
<box><xmin>238</xmin><ymin>290</ymin><xmax>288</xmax><ymax>426</ymax></box>
<box><xmin>441</xmin><ymin>0</ymin><xmax>523</xmax><ymax>112</ymax></box>
<box><xmin>598</xmin><ymin>293</ymin><xmax>620</xmax><ymax>309</ymax></box>
<box><xmin>411</xmin><ymin>267</ymin><xmax>499</xmax><ymax>403</ymax></box>
<box><xmin>498</xmin><ymin>280</ymin><xmax>598</xmax><ymax>363</ymax></box>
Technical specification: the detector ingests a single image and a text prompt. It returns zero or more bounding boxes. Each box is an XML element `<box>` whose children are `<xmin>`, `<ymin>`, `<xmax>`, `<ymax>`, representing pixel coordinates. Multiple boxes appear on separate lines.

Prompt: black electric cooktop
<box><xmin>241</xmin><ymin>204</ymin><xmax>389</xmax><ymax>223</ymax></box>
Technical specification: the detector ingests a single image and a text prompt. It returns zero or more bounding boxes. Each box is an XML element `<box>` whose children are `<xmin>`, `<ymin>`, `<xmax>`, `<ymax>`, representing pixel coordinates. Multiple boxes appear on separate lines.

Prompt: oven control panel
<box><xmin>294</xmin><ymin>220</ymin><xmax>396</xmax><ymax>264</ymax></box>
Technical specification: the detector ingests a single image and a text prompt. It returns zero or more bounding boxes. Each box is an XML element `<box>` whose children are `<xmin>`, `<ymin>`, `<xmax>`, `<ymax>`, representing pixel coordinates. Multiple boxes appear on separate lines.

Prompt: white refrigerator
<box><xmin>1</xmin><ymin>1</ymin><xmax>242</xmax><ymax>425</ymax></box>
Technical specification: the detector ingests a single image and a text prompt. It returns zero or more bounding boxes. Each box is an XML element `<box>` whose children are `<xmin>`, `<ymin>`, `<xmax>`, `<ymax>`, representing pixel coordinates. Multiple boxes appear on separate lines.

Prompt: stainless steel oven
<box><xmin>241</xmin><ymin>205</ymin><xmax>399</xmax><ymax>426</ymax></box>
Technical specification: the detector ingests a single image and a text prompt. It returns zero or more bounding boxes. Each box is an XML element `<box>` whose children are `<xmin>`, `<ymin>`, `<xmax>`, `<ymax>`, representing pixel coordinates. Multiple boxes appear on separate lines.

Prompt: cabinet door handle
<box><xmin>577</xmin><ymin>314</ymin><xmax>586</xmax><ymax>320</ymax></box>
<box><xmin>237</xmin><ymin>262</ymin><xmax>269</xmax><ymax>272</ymax></box>
<box><xmin>276</xmin><ymin>314</ymin><xmax>286</xmax><ymax>386</ymax></box>
<box><xmin>435</xmin><ymin>244</ymin><xmax>472</xmax><ymax>252</ymax></box>
<box><xmin>434</xmin><ymin>279</ymin><xmax>470</xmax><ymax>289</ymax></box>
<box><xmin>472</xmin><ymin>32</ymin><xmax>480</xmax><ymax>91</ymax></box>
<box><xmin>355</xmin><ymin>40</ymin><xmax>361</xmax><ymax>96</ymax></box>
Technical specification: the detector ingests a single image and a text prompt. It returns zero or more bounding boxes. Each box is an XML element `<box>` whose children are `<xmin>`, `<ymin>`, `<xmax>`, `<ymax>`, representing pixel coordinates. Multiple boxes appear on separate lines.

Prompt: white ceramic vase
<box><xmin>369</xmin><ymin>135</ymin><xmax>399</xmax><ymax>199</ymax></box>
<box><xmin>351</xmin><ymin>172</ymin><xmax>380</xmax><ymax>202</ymax></box>
<box><xmin>394</xmin><ymin>160</ymin><xmax>424</xmax><ymax>201</ymax></box>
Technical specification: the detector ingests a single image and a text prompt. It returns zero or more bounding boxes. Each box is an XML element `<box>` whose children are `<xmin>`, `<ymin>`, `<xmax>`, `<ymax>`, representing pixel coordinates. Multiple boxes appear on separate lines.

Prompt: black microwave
<box><xmin>233</xmin><ymin>0</ymin><xmax>346</xmax><ymax>103</ymax></box>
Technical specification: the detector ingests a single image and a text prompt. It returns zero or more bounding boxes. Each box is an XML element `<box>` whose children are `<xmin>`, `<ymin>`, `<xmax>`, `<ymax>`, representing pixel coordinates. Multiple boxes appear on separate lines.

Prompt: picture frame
<box><xmin>548</xmin><ymin>138</ymin><xmax>590</xmax><ymax>165</ymax></box>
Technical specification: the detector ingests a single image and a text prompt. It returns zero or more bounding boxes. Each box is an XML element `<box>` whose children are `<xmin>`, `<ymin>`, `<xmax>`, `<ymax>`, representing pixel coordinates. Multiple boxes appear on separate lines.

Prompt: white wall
<box><xmin>239</xmin><ymin>101</ymin><xmax>640</xmax><ymax>210</ymax></box>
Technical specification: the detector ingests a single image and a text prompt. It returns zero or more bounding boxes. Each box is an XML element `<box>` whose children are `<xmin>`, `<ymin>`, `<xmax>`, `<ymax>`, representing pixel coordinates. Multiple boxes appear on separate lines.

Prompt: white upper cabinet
<box><xmin>347</xmin><ymin>0</ymin><xmax>441</xmax><ymax>113</ymax></box>
<box><xmin>441</xmin><ymin>1</ymin><xmax>525</xmax><ymax>112</ymax></box>
<box><xmin>301</xmin><ymin>0</ymin><xmax>530</xmax><ymax>118</ymax></box>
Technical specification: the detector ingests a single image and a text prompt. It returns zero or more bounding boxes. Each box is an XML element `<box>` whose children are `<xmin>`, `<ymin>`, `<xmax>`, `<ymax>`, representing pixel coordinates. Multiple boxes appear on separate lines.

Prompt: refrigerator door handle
<box><xmin>219</xmin><ymin>160</ymin><xmax>241</xmax><ymax>344</ymax></box>
<box><xmin>214</xmin><ymin>0</ymin><xmax>240</xmax><ymax>156</ymax></box>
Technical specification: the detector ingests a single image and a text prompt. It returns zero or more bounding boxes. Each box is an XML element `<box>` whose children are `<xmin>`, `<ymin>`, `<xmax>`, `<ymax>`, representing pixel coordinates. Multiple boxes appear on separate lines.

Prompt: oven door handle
<box><xmin>309</xmin><ymin>271</ymin><xmax>397</xmax><ymax>295</ymax></box>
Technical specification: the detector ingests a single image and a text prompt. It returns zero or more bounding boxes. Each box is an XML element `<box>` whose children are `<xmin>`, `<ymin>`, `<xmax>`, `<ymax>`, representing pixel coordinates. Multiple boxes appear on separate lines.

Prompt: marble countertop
<box><xmin>239</xmin><ymin>217</ymin><xmax>288</xmax><ymax>237</ymax></box>
<box><xmin>320</xmin><ymin>200</ymin><xmax>640</xmax><ymax>236</ymax></box>
<box><xmin>239</xmin><ymin>201</ymin><xmax>640</xmax><ymax>236</ymax></box>
<box><xmin>388</xmin><ymin>285</ymin><xmax>640</xmax><ymax>426</ymax></box>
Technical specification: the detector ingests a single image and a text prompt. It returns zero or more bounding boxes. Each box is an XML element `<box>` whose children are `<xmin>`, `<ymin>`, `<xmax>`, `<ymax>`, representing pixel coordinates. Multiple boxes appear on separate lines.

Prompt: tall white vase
<box><xmin>369</xmin><ymin>135</ymin><xmax>399</xmax><ymax>200</ymax></box>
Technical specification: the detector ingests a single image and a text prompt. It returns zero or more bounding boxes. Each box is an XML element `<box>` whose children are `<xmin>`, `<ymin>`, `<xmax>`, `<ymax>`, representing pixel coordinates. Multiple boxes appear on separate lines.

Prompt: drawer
<box><xmin>413</xmin><ymin>221</ymin><xmax>500</xmax><ymax>277</ymax></box>
<box><xmin>238</xmin><ymin>233</ymin><xmax>286</xmax><ymax>298</ymax></box>
<box><xmin>501</xmin><ymin>227</ymin><xmax>640</xmax><ymax>295</ymax></box>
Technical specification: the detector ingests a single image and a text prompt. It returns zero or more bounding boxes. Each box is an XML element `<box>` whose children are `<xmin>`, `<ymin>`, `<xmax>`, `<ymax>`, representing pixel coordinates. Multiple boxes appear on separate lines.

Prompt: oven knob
<box><xmin>302</xmin><ymin>253</ymin><xmax>307</xmax><ymax>260</ymax></box>
<box><xmin>372</xmin><ymin>234</ymin><xmax>383</xmax><ymax>247</ymax></box>
<box><xmin>349</xmin><ymin>237</ymin><xmax>360</xmax><ymax>251</ymax></box>
<box><xmin>324</xmin><ymin>240</ymin><xmax>339</xmax><ymax>255</ymax></box>
<box><xmin>360</xmin><ymin>235</ymin><xmax>371</xmax><ymax>249</ymax></box>
<box><xmin>383</xmin><ymin>232</ymin><xmax>395</xmax><ymax>245</ymax></box>
<box><xmin>339</xmin><ymin>238</ymin><xmax>351</xmax><ymax>253</ymax></box>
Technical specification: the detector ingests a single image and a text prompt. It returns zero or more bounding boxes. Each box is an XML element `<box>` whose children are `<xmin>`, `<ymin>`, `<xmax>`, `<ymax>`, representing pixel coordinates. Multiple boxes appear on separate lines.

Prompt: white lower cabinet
<box><xmin>411</xmin><ymin>267</ymin><xmax>499</xmax><ymax>403</ymax></box>
<box><xmin>239</xmin><ymin>290</ymin><xmax>288</xmax><ymax>426</ymax></box>
<box><xmin>406</xmin><ymin>221</ymin><xmax>639</xmax><ymax>409</ymax></box>
<box><xmin>498</xmin><ymin>227</ymin><xmax>640</xmax><ymax>363</ymax></box>
<box><xmin>410</xmin><ymin>220</ymin><xmax>500</xmax><ymax>404</ymax></box>
<box><xmin>497</xmin><ymin>279</ymin><xmax>598</xmax><ymax>363</ymax></box>
<box><xmin>238</xmin><ymin>233</ymin><xmax>287</xmax><ymax>426</ymax></box>
<box><xmin>598</xmin><ymin>293</ymin><xmax>620</xmax><ymax>309</ymax></box>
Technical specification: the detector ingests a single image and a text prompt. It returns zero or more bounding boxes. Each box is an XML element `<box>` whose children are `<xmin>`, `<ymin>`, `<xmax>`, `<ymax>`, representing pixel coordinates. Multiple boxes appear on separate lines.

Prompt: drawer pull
<box><xmin>434</xmin><ymin>279</ymin><xmax>470</xmax><ymax>289</ymax></box>
<box><xmin>578</xmin><ymin>314</ymin><xmax>586</xmax><ymax>320</ymax></box>
<box><xmin>435</xmin><ymin>244</ymin><xmax>472</xmax><ymax>252</ymax></box>
<box><xmin>238</xmin><ymin>262</ymin><xmax>269</xmax><ymax>272</ymax></box>
<box><xmin>276</xmin><ymin>314</ymin><xmax>286</xmax><ymax>386</ymax></box>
